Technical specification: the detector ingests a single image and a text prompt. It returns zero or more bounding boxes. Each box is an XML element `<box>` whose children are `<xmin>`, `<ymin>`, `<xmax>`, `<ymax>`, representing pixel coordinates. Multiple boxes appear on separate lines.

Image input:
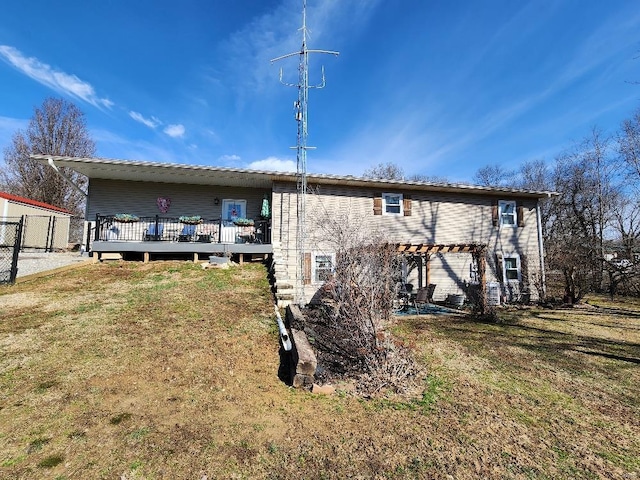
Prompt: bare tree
<box><xmin>545</xmin><ymin>129</ymin><xmax>622</xmax><ymax>301</ymax></box>
<box><xmin>517</xmin><ymin>159</ymin><xmax>552</xmax><ymax>191</ymax></box>
<box><xmin>363</xmin><ymin>161</ymin><xmax>449</xmax><ymax>183</ymax></box>
<box><xmin>363</xmin><ymin>162</ymin><xmax>405</xmax><ymax>180</ymax></box>
<box><xmin>2</xmin><ymin>97</ymin><xmax>95</xmax><ymax>215</ymax></box>
<box><xmin>473</xmin><ymin>164</ymin><xmax>516</xmax><ymax>187</ymax></box>
<box><xmin>619</xmin><ymin>107</ymin><xmax>640</xmax><ymax>182</ymax></box>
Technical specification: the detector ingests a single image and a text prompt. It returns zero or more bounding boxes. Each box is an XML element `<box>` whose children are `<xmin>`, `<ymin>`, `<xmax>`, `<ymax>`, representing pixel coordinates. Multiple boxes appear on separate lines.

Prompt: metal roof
<box><xmin>32</xmin><ymin>154</ymin><xmax>556</xmax><ymax>198</ymax></box>
<box><xmin>0</xmin><ymin>191</ymin><xmax>73</xmax><ymax>215</ymax></box>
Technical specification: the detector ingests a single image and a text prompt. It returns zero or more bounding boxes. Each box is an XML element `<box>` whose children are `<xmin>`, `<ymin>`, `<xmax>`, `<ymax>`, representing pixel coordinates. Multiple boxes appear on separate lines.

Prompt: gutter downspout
<box><xmin>536</xmin><ymin>195</ymin><xmax>549</xmax><ymax>299</ymax></box>
<box><xmin>274</xmin><ymin>305</ymin><xmax>292</xmax><ymax>351</ymax></box>
<box><xmin>47</xmin><ymin>157</ymin><xmax>88</xmax><ymax>197</ymax></box>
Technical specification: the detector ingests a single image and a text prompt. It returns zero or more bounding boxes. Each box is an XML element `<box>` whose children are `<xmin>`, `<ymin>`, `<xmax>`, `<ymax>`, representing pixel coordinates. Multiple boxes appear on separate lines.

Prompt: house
<box><xmin>0</xmin><ymin>191</ymin><xmax>73</xmax><ymax>251</ymax></box>
<box><xmin>33</xmin><ymin>155</ymin><xmax>553</xmax><ymax>306</ymax></box>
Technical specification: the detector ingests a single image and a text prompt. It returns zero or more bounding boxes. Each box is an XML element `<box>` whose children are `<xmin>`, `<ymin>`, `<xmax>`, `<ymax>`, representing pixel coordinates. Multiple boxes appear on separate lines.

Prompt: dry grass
<box><xmin>0</xmin><ymin>261</ymin><xmax>638</xmax><ymax>479</ymax></box>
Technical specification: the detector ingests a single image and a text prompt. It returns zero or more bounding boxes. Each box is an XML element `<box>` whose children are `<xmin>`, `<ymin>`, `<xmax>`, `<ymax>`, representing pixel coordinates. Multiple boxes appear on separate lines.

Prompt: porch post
<box><xmin>94</xmin><ymin>213</ymin><xmax>100</xmax><ymax>241</ymax></box>
<box><xmin>474</xmin><ymin>247</ymin><xmax>487</xmax><ymax>314</ymax></box>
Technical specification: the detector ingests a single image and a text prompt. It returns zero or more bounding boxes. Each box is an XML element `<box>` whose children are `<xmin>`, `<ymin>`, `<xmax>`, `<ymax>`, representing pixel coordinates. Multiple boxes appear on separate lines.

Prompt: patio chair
<box><xmin>143</xmin><ymin>223</ymin><xmax>164</xmax><ymax>241</ymax></box>
<box><xmin>178</xmin><ymin>224</ymin><xmax>196</xmax><ymax>242</ymax></box>
<box><xmin>412</xmin><ymin>283</ymin><xmax>436</xmax><ymax>314</ymax></box>
<box><xmin>396</xmin><ymin>283</ymin><xmax>413</xmax><ymax>311</ymax></box>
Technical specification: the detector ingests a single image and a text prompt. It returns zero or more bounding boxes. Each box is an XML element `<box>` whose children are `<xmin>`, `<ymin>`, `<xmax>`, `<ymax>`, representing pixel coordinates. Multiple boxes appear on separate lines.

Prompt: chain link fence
<box><xmin>0</xmin><ymin>219</ymin><xmax>23</xmax><ymax>284</ymax></box>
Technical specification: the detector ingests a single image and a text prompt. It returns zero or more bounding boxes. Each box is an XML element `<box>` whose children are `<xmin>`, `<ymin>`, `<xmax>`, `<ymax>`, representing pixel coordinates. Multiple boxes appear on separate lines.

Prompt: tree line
<box><xmin>473</xmin><ymin>112</ymin><xmax>640</xmax><ymax>300</ymax></box>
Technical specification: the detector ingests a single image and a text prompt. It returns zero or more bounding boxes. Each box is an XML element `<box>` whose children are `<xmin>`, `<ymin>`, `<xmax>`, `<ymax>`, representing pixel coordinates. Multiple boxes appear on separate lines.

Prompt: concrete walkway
<box><xmin>16</xmin><ymin>251</ymin><xmax>94</xmax><ymax>278</ymax></box>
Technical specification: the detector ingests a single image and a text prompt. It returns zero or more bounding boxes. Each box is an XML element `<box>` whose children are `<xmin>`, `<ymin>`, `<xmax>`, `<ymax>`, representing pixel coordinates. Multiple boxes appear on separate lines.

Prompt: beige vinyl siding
<box><xmin>3</xmin><ymin>201</ymin><xmax>69</xmax><ymax>219</ymax></box>
<box><xmin>273</xmin><ymin>182</ymin><xmax>543</xmax><ymax>302</ymax></box>
<box><xmin>87</xmin><ymin>179</ymin><xmax>271</xmax><ymax>220</ymax></box>
<box><xmin>420</xmin><ymin>253</ymin><xmax>472</xmax><ymax>302</ymax></box>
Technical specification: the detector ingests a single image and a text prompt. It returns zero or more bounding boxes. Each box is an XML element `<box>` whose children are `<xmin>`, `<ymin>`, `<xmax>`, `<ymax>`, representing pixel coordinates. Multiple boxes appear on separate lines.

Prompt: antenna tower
<box><xmin>271</xmin><ymin>0</ymin><xmax>338</xmax><ymax>305</ymax></box>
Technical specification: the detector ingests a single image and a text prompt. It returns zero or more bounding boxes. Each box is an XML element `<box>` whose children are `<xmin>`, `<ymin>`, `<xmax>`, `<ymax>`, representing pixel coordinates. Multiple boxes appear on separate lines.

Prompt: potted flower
<box><xmin>233</xmin><ymin>217</ymin><xmax>254</xmax><ymax>226</ymax></box>
<box><xmin>179</xmin><ymin>215</ymin><xmax>203</xmax><ymax>225</ymax></box>
<box><xmin>113</xmin><ymin>213</ymin><xmax>140</xmax><ymax>223</ymax></box>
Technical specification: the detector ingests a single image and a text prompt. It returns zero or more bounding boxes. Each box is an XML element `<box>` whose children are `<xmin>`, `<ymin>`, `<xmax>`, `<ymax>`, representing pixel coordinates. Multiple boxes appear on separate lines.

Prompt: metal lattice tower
<box><xmin>271</xmin><ymin>0</ymin><xmax>338</xmax><ymax>305</ymax></box>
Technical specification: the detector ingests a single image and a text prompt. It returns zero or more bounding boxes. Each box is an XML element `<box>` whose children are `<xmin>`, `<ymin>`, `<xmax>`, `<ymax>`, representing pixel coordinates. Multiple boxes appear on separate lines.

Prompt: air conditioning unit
<box><xmin>487</xmin><ymin>282</ymin><xmax>501</xmax><ymax>306</ymax></box>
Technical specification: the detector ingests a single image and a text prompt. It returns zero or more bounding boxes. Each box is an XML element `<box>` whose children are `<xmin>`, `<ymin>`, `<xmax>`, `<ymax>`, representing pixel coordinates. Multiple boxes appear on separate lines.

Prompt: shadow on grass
<box><xmin>403</xmin><ymin>313</ymin><xmax>640</xmax><ymax>370</ymax></box>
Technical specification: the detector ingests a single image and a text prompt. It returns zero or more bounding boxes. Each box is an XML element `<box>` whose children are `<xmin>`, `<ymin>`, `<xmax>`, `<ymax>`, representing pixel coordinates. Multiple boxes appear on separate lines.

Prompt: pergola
<box><xmin>396</xmin><ymin>243</ymin><xmax>488</xmax><ymax>311</ymax></box>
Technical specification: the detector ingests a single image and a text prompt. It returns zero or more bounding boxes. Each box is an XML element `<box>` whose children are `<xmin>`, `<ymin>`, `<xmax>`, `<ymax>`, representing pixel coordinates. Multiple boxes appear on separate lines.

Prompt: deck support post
<box><xmin>144</xmin><ymin>252</ymin><xmax>149</xmax><ymax>263</ymax></box>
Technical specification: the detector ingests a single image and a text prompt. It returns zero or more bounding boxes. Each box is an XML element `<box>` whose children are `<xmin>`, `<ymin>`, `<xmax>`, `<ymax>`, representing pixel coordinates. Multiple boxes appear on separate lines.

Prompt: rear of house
<box><xmin>34</xmin><ymin>155</ymin><xmax>553</xmax><ymax>306</ymax></box>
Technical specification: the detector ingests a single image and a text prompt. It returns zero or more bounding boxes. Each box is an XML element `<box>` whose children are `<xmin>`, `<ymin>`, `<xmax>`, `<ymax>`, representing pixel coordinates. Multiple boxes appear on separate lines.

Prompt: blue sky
<box><xmin>1</xmin><ymin>0</ymin><xmax>639</xmax><ymax>182</ymax></box>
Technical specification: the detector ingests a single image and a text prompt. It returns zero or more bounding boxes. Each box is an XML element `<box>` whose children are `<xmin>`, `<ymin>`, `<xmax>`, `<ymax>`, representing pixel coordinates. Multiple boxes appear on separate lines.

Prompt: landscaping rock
<box><xmin>311</xmin><ymin>383</ymin><xmax>336</xmax><ymax>395</ymax></box>
<box><xmin>292</xmin><ymin>373</ymin><xmax>314</xmax><ymax>389</ymax></box>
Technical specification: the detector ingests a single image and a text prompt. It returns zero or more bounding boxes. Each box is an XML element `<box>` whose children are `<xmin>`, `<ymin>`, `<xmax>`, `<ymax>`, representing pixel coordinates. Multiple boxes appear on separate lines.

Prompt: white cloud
<box><xmin>163</xmin><ymin>124</ymin><xmax>185</xmax><ymax>138</ymax></box>
<box><xmin>248</xmin><ymin>156</ymin><xmax>296</xmax><ymax>172</ymax></box>
<box><xmin>129</xmin><ymin>111</ymin><xmax>161</xmax><ymax>129</ymax></box>
<box><xmin>0</xmin><ymin>45</ymin><xmax>113</xmax><ymax>109</ymax></box>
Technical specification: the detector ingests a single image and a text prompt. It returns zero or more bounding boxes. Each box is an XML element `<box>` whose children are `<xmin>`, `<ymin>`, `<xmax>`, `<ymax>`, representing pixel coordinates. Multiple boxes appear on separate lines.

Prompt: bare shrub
<box><xmin>306</xmin><ymin>208</ymin><xmax>424</xmax><ymax>396</ymax></box>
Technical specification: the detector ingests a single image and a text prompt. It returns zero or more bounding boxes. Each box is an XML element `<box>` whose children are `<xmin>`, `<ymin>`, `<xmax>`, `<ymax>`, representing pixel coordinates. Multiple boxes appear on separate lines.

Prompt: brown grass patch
<box><xmin>0</xmin><ymin>262</ymin><xmax>638</xmax><ymax>479</ymax></box>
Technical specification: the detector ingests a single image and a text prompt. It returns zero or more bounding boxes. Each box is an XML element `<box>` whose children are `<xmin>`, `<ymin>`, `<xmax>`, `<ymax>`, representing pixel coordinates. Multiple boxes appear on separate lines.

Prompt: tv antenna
<box><xmin>271</xmin><ymin>0</ymin><xmax>338</xmax><ymax>305</ymax></box>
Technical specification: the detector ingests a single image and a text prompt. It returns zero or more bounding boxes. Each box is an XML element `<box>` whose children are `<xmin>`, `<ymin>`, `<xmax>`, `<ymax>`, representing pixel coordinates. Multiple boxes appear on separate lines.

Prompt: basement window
<box><xmin>313</xmin><ymin>253</ymin><xmax>334</xmax><ymax>283</ymax></box>
<box><xmin>502</xmin><ymin>255</ymin><xmax>521</xmax><ymax>282</ymax></box>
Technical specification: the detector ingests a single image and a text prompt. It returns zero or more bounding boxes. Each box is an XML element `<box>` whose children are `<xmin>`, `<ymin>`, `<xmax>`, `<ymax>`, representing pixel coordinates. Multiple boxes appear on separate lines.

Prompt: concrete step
<box><xmin>275</xmin><ymin>281</ymin><xmax>294</xmax><ymax>290</ymax></box>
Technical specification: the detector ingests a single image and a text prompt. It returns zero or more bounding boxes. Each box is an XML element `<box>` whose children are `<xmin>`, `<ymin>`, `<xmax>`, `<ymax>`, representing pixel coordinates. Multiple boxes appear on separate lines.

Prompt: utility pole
<box><xmin>271</xmin><ymin>0</ymin><xmax>338</xmax><ymax>305</ymax></box>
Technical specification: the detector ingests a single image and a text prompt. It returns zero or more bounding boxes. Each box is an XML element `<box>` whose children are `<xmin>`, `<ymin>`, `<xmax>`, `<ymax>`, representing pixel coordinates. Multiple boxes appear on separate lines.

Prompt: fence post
<box><xmin>9</xmin><ymin>218</ymin><xmax>24</xmax><ymax>283</ymax></box>
<box><xmin>44</xmin><ymin>216</ymin><xmax>53</xmax><ymax>252</ymax></box>
<box><xmin>218</xmin><ymin>218</ymin><xmax>223</xmax><ymax>243</ymax></box>
<box><xmin>20</xmin><ymin>215</ymin><xmax>26</xmax><ymax>251</ymax></box>
<box><xmin>49</xmin><ymin>216</ymin><xmax>57</xmax><ymax>252</ymax></box>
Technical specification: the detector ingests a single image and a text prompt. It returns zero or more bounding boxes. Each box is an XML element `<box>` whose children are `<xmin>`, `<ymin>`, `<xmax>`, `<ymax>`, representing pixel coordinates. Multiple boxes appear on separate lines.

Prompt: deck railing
<box><xmin>94</xmin><ymin>215</ymin><xmax>271</xmax><ymax>244</ymax></box>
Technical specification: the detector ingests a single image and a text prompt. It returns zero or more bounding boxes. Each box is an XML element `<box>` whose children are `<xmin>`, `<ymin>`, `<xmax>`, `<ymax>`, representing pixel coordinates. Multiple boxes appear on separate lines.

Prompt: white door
<box><xmin>221</xmin><ymin>199</ymin><xmax>246</xmax><ymax>243</ymax></box>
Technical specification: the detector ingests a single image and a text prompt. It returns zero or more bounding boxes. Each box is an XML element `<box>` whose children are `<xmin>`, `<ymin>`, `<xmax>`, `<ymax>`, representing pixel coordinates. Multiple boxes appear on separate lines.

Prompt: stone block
<box><xmin>291</xmin><ymin>328</ymin><xmax>317</xmax><ymax>376</ymax></box>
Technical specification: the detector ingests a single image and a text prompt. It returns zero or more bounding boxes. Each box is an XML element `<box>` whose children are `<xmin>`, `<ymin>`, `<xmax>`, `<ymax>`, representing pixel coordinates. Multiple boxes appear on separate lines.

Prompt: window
<box><xmin>313</xmin><ymin>253</ymin><xmax>334</xmax><ymax>283</ymax></box>
<box><xmin>383</xmin><ymin>193</ymin><xmax>403</xmax><ymax>215</ymax></box>
<box><xmin>374</xmin><ymin>193</ymin><xmax>411</xmax><ymax>216</ymax></box>
<box><xmin>499</xmin><ymin>200</ymin><xmax>516</xmax><ymax>226</ymax></box>
<box><xmin>221</xmin><ymin>199</ymin><xmax>246</xmax><ymax>222</ymax></box>
<box><xmin>501</xmin><ymin>254</ymin><xmax>521</xmax><ymax>282</ymax></box>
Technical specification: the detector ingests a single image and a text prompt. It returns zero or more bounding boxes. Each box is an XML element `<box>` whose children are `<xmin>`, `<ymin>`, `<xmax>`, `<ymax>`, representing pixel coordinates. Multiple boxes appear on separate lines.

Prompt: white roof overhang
<box><xmin>32</xmin><ymin>155</ymin><xmax>556</xmax><ymax>199</ymax></box>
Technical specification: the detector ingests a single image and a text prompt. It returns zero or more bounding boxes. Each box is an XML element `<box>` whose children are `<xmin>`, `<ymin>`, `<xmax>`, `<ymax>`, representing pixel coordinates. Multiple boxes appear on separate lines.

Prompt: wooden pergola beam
<box><xmin>396</xmin><ymin>243</ymin><xmax>487</xmax><ymax>255</ymax></box>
